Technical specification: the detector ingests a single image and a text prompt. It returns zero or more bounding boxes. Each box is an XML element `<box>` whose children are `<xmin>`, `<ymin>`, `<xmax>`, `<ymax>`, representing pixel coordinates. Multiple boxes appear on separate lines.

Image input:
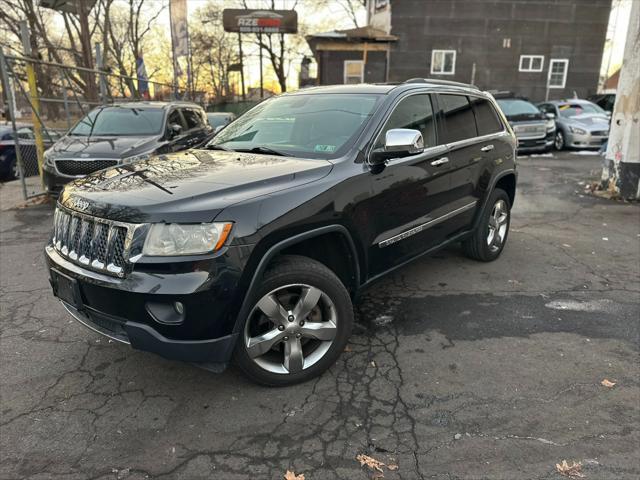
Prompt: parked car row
<box><xmin>1</xmin><ymin>104</ymin><xmax>237</xmax><ymax>185</ymax></box>
<box><xmin>490</xmin><ymin>91</ymin><xmax>611</xmax><ymax>154</ymax></box>
<box><xmin>3</xmin><ymin>88</ymin><xmax>612</xmax><ymax>189</ymax></box>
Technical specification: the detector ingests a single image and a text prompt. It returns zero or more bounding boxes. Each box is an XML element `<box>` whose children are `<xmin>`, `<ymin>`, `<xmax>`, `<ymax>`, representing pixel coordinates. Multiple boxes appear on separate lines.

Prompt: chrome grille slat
<box><xmin>52</xmin><ymin>206</ymin><xmax>136</xmax><ymax>278</ymax></box>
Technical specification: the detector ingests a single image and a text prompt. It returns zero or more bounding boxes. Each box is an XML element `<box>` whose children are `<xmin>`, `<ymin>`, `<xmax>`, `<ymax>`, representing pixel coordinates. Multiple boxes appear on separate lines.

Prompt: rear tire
<box><xmin>462</xmin><ymin>188</ymin><xmax>511</xmax><ymax>262</ymax></box>
<box><xmin>233</xmin><ymin>255</ymin><xmax>353</xmax><ymax>387</ymax></box>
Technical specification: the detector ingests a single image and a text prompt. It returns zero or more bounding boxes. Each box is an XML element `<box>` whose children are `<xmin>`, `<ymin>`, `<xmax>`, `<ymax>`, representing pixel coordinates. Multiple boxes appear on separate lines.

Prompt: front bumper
<box><xmin>566</xmin><ymin>130</ymin><xmax>608</xmax><ymax>149</ymax></box>
<box><xmin>43</xmin><ymin>167</ymin><xmax>71</xmax><ymax>196</ymax></box>
<box><xmin>517</xmin><ymin>130</ymin><xmax>555</xmax><ymax>152</ymax></box>
<box><xmin>46</xmin><ymin>243</ymin><xmax>249</xmax><ymax>365</ymax></box>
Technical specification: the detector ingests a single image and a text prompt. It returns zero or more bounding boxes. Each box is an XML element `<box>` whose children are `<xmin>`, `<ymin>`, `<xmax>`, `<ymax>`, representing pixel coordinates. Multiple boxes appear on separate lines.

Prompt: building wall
<box><xmin>318</xmin><ymin>50</ymin><xmax>387</xmax><ymax>85</ymax></box>
<box><xmin>382</xmin><ymin>0</ymin><xmax>612</xmax><ymax>101</ymax></box>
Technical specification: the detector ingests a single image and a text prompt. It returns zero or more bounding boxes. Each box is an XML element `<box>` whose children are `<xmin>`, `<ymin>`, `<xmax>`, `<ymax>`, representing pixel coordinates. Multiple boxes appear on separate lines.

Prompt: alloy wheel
<box><xmin>555</xmin><ymin>131</ymin><xmax>564</xmax><ymax>150</ymax></box>
<box><xmin>243</xmin><ymin>284</ymin><xmax>338</xmax><ymax>374</ymax></box>
<box><xmin>487</xmin><ymin>199</ymin><xmax>509</xmax><ymax>253</ymax></box>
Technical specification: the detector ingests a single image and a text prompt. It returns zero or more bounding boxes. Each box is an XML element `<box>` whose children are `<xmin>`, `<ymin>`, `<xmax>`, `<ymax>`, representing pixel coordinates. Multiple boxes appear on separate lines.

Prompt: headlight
<box><xmin>545</xmin><ymin>119</ymin><xmax>556</xmax><ymax>132</ymax></box>
<box><xmin>122</xmin><ymin>152</ymin><xmax>152</xmax><ymax>165</ymax></box>
<box><xmin>44</xmin><ymin>149</ymin><xmax>55</xmax><ymax>166</ymax></box>
<box><xmin>569</xmin><ymin>126</ymin><xmax>587</xmax><ymax>135</ymax></box>
<box><xmin>143</xmin><ymin>222</ymin><xmax>233</xmax><ymax>256</ymax></box>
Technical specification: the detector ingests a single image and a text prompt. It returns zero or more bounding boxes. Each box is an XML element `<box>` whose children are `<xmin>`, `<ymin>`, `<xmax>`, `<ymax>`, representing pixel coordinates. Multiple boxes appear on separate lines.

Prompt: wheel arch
<box><xmin>232</xmin><ymin>225</ymin><xmax>361</xmax><ymax>335</ymax></box>
<box><xmin>473</xmin><ymin>169</ymin><xmax>517</xmax><ymax>231</ymax></box>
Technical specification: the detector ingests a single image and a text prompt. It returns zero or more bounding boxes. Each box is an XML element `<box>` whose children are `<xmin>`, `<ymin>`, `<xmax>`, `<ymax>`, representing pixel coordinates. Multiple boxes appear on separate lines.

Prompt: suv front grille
<box><xmin>52</xmin><ymin>207</ymin><xmax>133</xmax><ymax>277</ymax></box>
<box><xmin>513</xmin><ymin>123</ymin><xmax>546</xmax><ymax>140</ymax></box>
<box><xmin>55</xmin><ymin>159</ymin><xmax>118</xmax><ymax>176</ymax></box>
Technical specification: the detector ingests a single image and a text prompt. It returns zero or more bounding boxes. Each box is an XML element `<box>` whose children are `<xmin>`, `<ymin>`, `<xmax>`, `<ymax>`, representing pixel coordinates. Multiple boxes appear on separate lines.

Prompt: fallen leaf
<box><xmin>284</xmin><ymin>470</ymin><xmax>305</xmax><ymax>480</ymax></box>
<box><xmin>344</xmin><ymin>345</ymin><xmax>352</xmax><ymax>352</ymax></box>
<box><xmin>556</xmin><ymin>460</ymin><xmax>584</xmax><ymax>478</ymax></box>
<box><xmin>601</xmin><ymin>379</ymin><xmax>616</xmax><ymax>388</ymax></box>
<box><xmin>387</xmin><ymin>464</ymin><xmax>399</xmax><ymax>471</ymax></box>
<box><xmin>356</xmin><ymin>453</ymin><xmax>385</xmax><ymax>473</ymax></box>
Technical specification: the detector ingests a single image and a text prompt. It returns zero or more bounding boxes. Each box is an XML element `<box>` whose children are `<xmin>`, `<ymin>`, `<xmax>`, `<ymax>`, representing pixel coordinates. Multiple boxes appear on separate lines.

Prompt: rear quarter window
<box><xmin>437</xmin><ymin>94</ymin><xmax>478</xmax><ymax>144</ymax></box>
<box><xmin>471</xmin><ymin>97</ymin><xmax>503</xmax><ymax>136</ymax></box>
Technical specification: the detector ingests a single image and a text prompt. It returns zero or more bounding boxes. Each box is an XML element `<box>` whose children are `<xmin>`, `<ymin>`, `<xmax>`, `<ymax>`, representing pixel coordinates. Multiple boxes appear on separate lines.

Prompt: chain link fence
<box><xmin>0</xmin><ymin>49</ymin><xmax>190</xmax><ymax>200</ymax></box>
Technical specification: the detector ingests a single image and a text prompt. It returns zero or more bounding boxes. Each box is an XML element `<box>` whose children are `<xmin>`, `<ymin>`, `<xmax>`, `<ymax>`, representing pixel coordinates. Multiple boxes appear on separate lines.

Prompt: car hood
<box><xmin>59</xmin><ymin>149</ymin><xmax>333</xmax><ymax>223</ymax></box>
<box><xmin>563</xmin><ymin>113</ymin><xmax>610</xmax><ymax>129</ymax></box>
<box><xmin>50</xmin><ymin>135</ymin><xmax>160</xmax><ymax>159</ymax></box>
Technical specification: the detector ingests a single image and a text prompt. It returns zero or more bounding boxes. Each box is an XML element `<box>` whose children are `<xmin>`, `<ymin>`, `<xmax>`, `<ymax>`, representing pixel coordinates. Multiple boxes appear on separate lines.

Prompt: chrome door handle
<box><xmin>481</xmin><ymin>144</ymin><xmax>495</xmax><ymax>152</ymax></box>
<box><xmin>430</xmin><ymin>157</ymin><xmax>449</xmax><ymax>166</ymax></box>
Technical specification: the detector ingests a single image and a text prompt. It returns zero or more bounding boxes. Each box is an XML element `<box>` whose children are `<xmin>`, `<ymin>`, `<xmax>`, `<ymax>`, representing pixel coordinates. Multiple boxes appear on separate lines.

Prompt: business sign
<box><xmin>170</xmin><ymin>0</ymin><xmax>189</xmax><ymax>58</ymax></box>
<box><xmin>223</xmin><ymin>9</ymin><xmax>298</xmax><ymax>34</ymax></box>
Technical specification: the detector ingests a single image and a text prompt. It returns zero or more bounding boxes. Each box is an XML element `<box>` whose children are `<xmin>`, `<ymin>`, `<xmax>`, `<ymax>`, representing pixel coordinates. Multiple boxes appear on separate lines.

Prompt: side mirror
<box><xmin>370</xmin><ymin>128</ymin><xmax>424</xmax><ymax>165</ymax></box>
<box><xmin>168</xmin><ymin>123</ymin><xmax>182</xmax><ymax>138</ymax></box>
<box><xmin>545</xmin><ymin>112</ymin><xmax>556</xmax><ymax>120</ymax></box>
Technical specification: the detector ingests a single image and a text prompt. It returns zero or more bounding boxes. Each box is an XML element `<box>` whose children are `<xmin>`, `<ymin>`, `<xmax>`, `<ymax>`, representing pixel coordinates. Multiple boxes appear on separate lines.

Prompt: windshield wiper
<box><xmin>236</xmin><ymin>146</ymin><xmax>290</xmax><ymax>157</ymax></box>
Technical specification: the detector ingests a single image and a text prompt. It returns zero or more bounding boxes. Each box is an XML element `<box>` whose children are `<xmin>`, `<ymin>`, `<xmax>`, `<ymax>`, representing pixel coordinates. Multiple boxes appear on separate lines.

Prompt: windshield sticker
<box><xmin>314</xmin><ymin>144</ymin><xmax>336</xmax><ymax>152</ymax></box>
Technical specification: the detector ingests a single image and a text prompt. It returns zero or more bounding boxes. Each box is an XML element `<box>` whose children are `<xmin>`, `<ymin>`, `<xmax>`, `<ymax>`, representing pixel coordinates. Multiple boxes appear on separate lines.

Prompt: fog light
<box><xmin>145</xmin><ymin>301</ymin><xmax>185</xmax><ymax>325</ymax></box>
<box><xmin>174</xmin><ymin>301</ymin><xmax>184</xmax><ymax>314</ymax></box>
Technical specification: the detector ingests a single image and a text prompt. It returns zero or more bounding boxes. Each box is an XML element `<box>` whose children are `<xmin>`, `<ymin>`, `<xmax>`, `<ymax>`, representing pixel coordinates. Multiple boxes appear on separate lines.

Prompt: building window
<box><xmin>519</xmin><ymin>55</ymin><xmax>544</xmax><ymax>72</ymax></box>
<box><xmin>431</xmin><ymin>50</ymin><xmax>456</xmax><ymax>75</ymax></box>
<box><xmin>548</xmin><ymin>59</ymin><xmax>569</xmax><ymax>88</ymax></box>
<box><xmin>344</xmin><ymin>60</ymin><xmax>364</xmax><ymax>84</ymax></box>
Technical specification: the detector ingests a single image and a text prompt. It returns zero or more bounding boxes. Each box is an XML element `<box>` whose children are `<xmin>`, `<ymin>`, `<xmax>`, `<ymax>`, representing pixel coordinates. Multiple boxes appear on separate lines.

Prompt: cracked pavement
<box><xmin>1</xmin><ymin>151</ymin><xmax>639</xmax><ymax>480</ymax></box>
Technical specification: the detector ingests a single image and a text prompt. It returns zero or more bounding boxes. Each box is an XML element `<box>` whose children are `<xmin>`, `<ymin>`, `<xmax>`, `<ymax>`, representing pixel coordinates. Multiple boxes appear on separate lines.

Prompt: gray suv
<box><xmin>43</xmin><ymin>102</ymin><xmax>212</xmax><ymax>195</ymax></box>
<box><xmin>538</xmin><ymin>99</ymin><xmax>610</xmax><ymax>150</ymax></box>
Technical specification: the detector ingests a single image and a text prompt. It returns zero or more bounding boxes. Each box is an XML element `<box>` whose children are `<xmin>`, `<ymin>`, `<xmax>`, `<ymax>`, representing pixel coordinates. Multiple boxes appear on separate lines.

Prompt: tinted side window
<box><xmin>471</xmin><ymin>97</ymin><xmax>503</xmax><ymax>136</ymax></box>
<box><xmin>375</xmin><ymin>94</ymin><xmax>436</xmax><ymax>149</ymax></box>
<box><xmin>183</xmin><ymin>109</ymin><xmax>204</xmax><ymax>130</ymax></box>
<box><xmin>438</xmin><ymin>94</ymin><xmax>477</xmax><ymax>144</ymax></box>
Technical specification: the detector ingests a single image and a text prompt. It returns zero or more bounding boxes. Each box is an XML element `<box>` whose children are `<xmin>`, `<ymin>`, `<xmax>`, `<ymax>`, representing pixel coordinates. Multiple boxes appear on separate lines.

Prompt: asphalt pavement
<box><xmin>1</xmin><ymin>150</ymin><xmax>639</xmax><ymax>480</ymax></box>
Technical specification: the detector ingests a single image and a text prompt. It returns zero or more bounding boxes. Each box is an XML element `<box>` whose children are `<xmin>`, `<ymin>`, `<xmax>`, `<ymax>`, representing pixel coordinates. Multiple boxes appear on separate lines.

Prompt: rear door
<box><xmin>433</xmin><ymin>93</ymin><xmax>486</xmax><ymax>234</ymax></box>
<box><xmin>366</xmin><ymin>92</ymin><xmax>457</xmax><ymax>276</ymax></box>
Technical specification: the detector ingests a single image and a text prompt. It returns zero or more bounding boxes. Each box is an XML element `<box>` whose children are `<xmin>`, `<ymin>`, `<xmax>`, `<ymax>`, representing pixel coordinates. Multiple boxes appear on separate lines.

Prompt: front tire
<box><xmin>233</xmin><ymin>255</ymin><xmax>353</xmax><ymax>386</ymax></box>
<box><xmin>462</xmin><ymin>188</ymin><xmax>511</xmax><ymax>262</ymax></box>
<box><xmin>554</xmin><ymin>130</ymin><xmax>565</xmax><ymax>150</ymax></box>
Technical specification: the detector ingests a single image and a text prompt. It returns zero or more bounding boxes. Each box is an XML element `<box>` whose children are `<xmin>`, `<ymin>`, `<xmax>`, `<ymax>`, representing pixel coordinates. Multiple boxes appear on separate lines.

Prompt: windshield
<box><xmin>207</xmin><ymin>114</ymin><xmax>232</xmax><ymax>128</ymax></box>
<box><xmin>558</xmin><ymin>102</ymin><xmax>606</xmax><ymax>118</ymax></box>
<box><xmin>69</xmin><ymin>106</ymin><xmax>165</xmax><ymax>136</ymax></box>
<box><xmin>208</xmin><ymin>93</ymin><xmax>382</xmax><ymax>159</ymax></box>
<box><xmin>496</xmin><ymin>99</ymin><xmax>541</xmax><ymax>116</ymax></box>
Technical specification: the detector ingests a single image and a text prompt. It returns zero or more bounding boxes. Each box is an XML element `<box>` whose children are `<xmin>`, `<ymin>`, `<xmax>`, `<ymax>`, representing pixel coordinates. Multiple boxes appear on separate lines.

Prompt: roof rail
<box><xmin>403</xmin><ymin>78</ymin><xmax>479</xmax><ymax>89</ymax></box>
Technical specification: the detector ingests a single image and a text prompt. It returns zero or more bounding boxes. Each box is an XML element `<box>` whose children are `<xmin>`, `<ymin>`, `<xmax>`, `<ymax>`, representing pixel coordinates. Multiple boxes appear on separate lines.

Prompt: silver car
<box><xmin>538</xmin><ymin>99</ymin><xmax>610</xmax><ymax>150</ymax></box>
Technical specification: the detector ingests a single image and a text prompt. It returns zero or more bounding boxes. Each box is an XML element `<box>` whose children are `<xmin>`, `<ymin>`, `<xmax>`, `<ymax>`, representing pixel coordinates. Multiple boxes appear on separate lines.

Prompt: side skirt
<box><xmin>355</xmin><ymin>228</ymin><xmax>474</xmax><ymax>297</ymax></box>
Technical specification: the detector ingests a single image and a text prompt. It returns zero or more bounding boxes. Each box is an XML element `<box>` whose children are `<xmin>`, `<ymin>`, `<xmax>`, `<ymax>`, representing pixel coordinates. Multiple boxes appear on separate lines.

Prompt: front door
<box><xmin>365</xmin><ymin>93</ymin><xmax>457</xmax><ymax>277</ymax></box>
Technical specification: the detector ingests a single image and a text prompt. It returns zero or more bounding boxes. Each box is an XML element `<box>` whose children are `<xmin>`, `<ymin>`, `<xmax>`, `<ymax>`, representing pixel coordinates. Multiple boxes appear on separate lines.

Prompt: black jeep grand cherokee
<box><xmin>46</xmin><ymin>80</ymin><xmax>517</xmax><ymax>386</ymax></box>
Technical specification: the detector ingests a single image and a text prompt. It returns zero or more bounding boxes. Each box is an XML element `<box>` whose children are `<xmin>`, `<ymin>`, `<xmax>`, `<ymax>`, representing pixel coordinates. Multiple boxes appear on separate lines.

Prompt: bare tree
<box><xmin>190</xmin><ymin>4</ymin><xmax>239</xmax><ymax>102</ymax></box>
<box><xmin>335</xmin><ymin>0</ymin><xmax>366</xmax><ymax>28</ymax></box>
